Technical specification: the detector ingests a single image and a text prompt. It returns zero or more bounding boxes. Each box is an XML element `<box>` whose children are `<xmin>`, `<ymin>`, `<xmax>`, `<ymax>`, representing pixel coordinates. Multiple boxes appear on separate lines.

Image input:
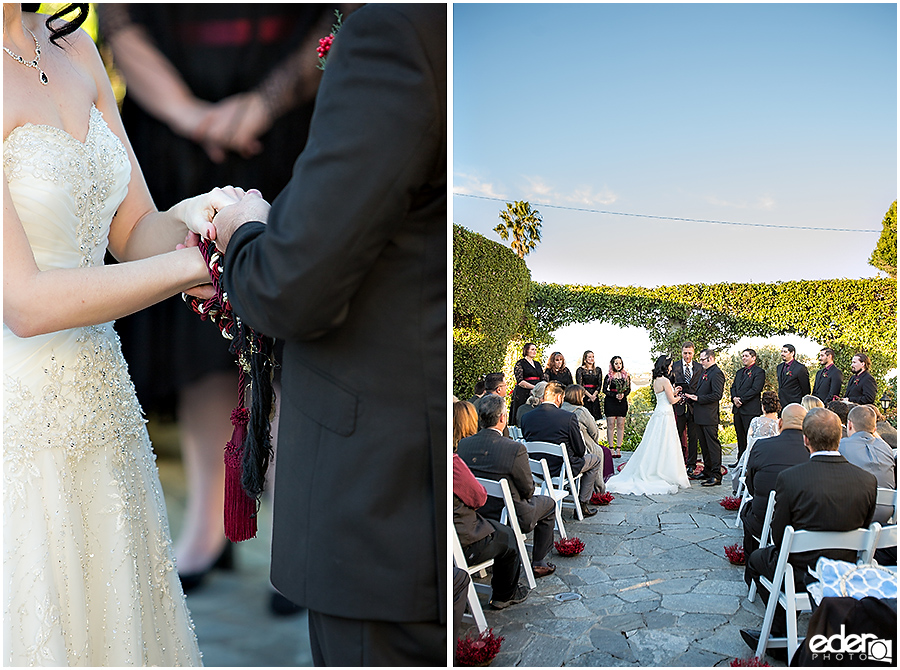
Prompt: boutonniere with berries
<box><xmin>316</xmin><ymin>10</ymin><xmax>344</xmax><ymax>70</ymax></box>
<box><xmin>746</xmin><ymin>369</ymin><xmax>752</xmax><ymax>377</ymax></box>
<box><xmin>823</xmin><ymin>371</ymin><xmax>828</xmax><ymax>378</ymax></box>
<box><xmin>702</xmin><ymin>373</ymin><xmax>708</xmax><ymax>381</ymax></box>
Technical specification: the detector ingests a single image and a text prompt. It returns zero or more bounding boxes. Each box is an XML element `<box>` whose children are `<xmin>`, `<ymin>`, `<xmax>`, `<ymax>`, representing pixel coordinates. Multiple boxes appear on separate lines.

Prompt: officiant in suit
<box><xmin>670</xmin><ymin>341</ymin><xmax>703</xmax><ymax>469</ymax></box>
<box><xmin>776</xmin><ymin>344</ymin><xmax>810</xmax><ymax>410</ymax></box>
<box><xmin>684</xmin><ymin>349</ymin><xmax>726</xmax><ymax>486</ymax></box>
<box><xmin>215</xmin><ymin>5</ymin><xmax>446</xmax><ymax>665</ymax></box>
<box><xmin>729</xmin><ymin>349</ymin><xmax>766</xmax><ymax>466</ymax></box>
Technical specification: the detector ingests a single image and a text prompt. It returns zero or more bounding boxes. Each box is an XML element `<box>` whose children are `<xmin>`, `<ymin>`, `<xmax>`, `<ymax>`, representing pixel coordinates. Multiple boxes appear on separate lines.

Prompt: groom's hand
<box><xmin>212</xmin><ymin>191</ymin><xmax>271</xmax><ymax>253</ymax></box>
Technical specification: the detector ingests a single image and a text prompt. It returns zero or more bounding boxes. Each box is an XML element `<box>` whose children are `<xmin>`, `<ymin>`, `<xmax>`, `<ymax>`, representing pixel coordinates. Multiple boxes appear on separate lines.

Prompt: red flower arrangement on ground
<box><xmin>730</xmin><ymin>656</ymin><xmax>771</xmax><ymax>667</ymax></box>
<box><xmin>590</xmin><ymin>491</ymin><xmax>614</xmax><ymax>505</ymax></box>
<box><xmin>555</xmin><ymin>537</ymin><xmax>585</xmax><ymax>556</ymax></box>
<box><xmin>720</xmin><ymin>495</ymin><xmax>742</xmax><ymax>511</ymax></box>
<box><xmin>456</xmin><ymin>629</ymin><xmax>504</xmax><ymax>666</ymax></box>
<box><xmin>724</xmin><ymin>543</ymin><xmax>746</xmax><ymax>565</ymax></box>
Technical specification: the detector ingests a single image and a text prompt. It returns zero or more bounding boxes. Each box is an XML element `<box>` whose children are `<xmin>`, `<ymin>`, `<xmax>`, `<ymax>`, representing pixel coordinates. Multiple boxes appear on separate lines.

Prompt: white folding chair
<box><xmin>529</xmin><ymin>456</ymin><xmax>567</xmax><ymax>539</ymax></box>
<box><xmin>876</xmin><ymin>487</ymin><xmax>897</xmax><ymax>524</ymax></box>
<box><xmin>734</xmin><ymin>475</ymin><xmax>752</xmax><ymax>528</ymax></box>
<box><xmin>475</xmin><ymin>476</ymin><xmax>537</xmax><ymax>589</ymax></box>
<box><xmin>525</xmin><ymin>441</ymin><xmax>583</xmax><ymax>520</ymax></box>
<box><xmin>451</xmin><ymin>529</ymin><xmax>491</xmax><ymax>632</ymax></box>
<box><xmin>508</xmin><ymin>425</ymin><xmax>524</xmax><ymax>442</ymax></box>
<box><xmin>861</xmin><ymin>521</ymin><xmax>897</xmax><ymax>564</ymax></box>
<box><xmin>748</xmin><ymin>490</ymin><xmax>776</xmax><ymax>602</ymax></box>
<box><xmin>755</xmin><ymin>523</ymin><xmax>881</xmax><ymax>663</ymax></box>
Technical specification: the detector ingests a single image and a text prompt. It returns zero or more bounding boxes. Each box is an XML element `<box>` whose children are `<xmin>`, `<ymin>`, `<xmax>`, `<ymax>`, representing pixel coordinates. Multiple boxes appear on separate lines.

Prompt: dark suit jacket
<box><xmin>844</xmin><ymin>371</ymin><xmax>877</xmax><ymax>405</ymax></box>
<box><xmin>457</xmin><ymin>429</ymin><xmax>542</xmax><ymax>531</ymax></box>
<box><xmin>519</xmin><ymin>402</ymin><xmax>587</xmax><ymax>476</ymax></box>
<box><xmin>669</xmin><ymin>359</ymin><xmax>702</xmax><ymax>417</ymax></box>
<box><xmin>812</xmin><ymin>364</ymin><xmax>843</xmax><ymax>403</ymax></box>
<box><xmin>776</xmin><ymin>360</ymin><xmax>810</xmax><ymax>408</ymax></box>
<box><xmin>741</xmin><ymin>429</ymin><xmax>809</xmax><ymax>537</ymax></box>
<box><xmin>771</xmin><ymin>455</ymin><xmax>877</xmax><ymax>573</ymax></box>
<box><xmin>730</xmin><ymin>364</ymin><xmax>766</xmax><ymax>417</ymax></box>
<box><xmin>223</xmin><ymin>4</ymin><xmax>446</xmax><ymax>623</ymax></box>
<box><xmin>692</xmin><ymin>364</ymin><xmax>725</xmax><ymax>425</ymax></box>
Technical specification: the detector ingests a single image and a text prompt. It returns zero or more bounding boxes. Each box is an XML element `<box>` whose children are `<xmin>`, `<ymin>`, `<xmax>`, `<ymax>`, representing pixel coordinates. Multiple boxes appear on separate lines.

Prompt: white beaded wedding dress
<box><xmin>3</xmin><ymin>105</ymin><xmax>202</xmax><ymax>666</ymax></box>
<box><xmin>606</xmin><ymin>389</ymin><xmax>691</xmax><ymax>495</ymax></box>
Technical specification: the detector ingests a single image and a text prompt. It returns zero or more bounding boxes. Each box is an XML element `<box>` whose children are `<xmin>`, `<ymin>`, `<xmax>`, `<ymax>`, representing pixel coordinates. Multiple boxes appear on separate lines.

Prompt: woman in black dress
<box><xmin>544</xmin><ymin>351</ymin><xmax>574</xmax><ymax>386</ymax></box>
<box><xmin>576</xmin><ymin>350</ymin><xmax>603</xmax><ymax>421</ymax></box>
<box><xmin>510</xmin><ymin>342</ymin><xmax>543</xmax><ymax>426</ymax></box>
<box><xmin>843</xmin><ymin>352</ymin><xmax>878</xmax><ymax>405</ymax></box>
<box><xmin>603</xmin><ymin>355</ymin><xmax>631</xmax><ymax>458</ymax></box>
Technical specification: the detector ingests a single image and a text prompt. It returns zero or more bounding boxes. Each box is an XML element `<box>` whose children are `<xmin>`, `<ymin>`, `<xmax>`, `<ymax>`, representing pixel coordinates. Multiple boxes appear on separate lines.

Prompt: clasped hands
<box><xmin>177</xmin><ymin>186</ymin><xmax>272</xmax><ymax>298</ymax></box>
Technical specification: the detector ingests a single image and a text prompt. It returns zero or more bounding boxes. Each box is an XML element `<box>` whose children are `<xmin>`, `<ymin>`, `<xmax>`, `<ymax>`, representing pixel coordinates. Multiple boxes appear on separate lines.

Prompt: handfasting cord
<box><xmin>183</xmin><ymin>238</ymin><xmax>277</xmax><ymax>541</ymax></box>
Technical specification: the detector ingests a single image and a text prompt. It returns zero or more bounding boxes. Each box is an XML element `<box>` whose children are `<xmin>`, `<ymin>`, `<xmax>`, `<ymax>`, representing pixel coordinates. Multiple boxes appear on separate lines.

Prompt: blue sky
<box><xmin>453</xmin><ymin>3</ymin><xmax>897</xmax><ymax>372</ymax></box>
<box><xmin>453</xmin><ymin>3</ymin><xmax>897</xmax><ymax>287</ymax></box>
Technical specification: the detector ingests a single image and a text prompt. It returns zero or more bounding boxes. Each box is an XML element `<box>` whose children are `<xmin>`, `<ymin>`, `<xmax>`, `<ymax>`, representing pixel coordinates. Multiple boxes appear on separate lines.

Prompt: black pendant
<box><xmin>39</xmin><ymin>70</ymin><xmax>48</xmax><ymax>85</ymax></box>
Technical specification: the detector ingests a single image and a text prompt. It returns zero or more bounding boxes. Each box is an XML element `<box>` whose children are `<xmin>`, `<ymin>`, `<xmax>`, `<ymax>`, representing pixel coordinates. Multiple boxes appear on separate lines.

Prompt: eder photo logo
<box><xmin>809</xmin><ymin>625</ymin><xmax>893</xmax><ymax>663</ymax></box>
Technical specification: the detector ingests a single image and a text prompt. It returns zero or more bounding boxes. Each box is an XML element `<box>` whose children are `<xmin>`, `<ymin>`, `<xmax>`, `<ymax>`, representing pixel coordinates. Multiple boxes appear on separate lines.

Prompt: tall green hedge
<box><xmin>453</xmin><ymin>225</ymin><xmax>532</xmax><ymax>399</ymax></box>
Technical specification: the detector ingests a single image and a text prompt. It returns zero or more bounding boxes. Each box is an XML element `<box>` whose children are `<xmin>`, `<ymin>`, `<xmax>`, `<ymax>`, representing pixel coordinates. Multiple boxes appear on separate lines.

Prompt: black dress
<box><xmin>544</xmin><ymin>367</ymin><xmax>574</xmax><ymax>386</ymax></box>
<box><xmin>510</xmin><ymin>358</ymin><xmax>543</xmax><ymax>427</ymax></box>
<box><xmin>576</xmin><ymin>366</ymin><xmax>603</xmax><ymax>419</ymax></box>
<box><xmin>100</xmin><ymin>4</ymin><xmax>328</xmax><ymax>415</ymax></box>
<box><xmin>603</xmin><ymin>373</ymin><xmax>631</xmax><ymax>417</ymax></box>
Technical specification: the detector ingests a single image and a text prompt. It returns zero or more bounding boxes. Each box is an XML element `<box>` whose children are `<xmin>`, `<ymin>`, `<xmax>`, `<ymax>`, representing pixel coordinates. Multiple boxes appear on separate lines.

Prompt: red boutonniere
<box><xmin>316</xmin><ymin>10</ymin><xmax>344</xmax><ymax>70</ymax></box>
<box><xmin>702</xmin><ymin>373</ymin><xmax>708</xmax><ymax>381</ymax></box>
<box><xmin>823</xmin><ymin>371</ymin><xmax>828</xmax><ymax>378</ymax></box>
<box><xmin>746</xmin><ymin>369</ymin><xmax>752</xmax><ymax>377</ymax></box>
<box><xmin>853</xmin><ymin>377</ymin><xmax>859</xmax><ymax>385</ymax></box>
<box><xmin>786</xmin><ymin>370</ymin><xmax>792</xmax><ymax>377</ymax></box>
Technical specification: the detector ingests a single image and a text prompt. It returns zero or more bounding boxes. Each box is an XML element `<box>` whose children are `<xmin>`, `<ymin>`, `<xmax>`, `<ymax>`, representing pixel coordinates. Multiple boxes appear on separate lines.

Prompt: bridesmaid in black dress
<box><xmin>576</xmin><ymin>350</ymin><xmax>603</xmax><ymax>421</ymax></box>
<box><xmin>842</xmin><ymin>352</ymin><xmax>878</xmax><ymax>405</ymax></box>
<box><xmin>544</xmin><ymin>351</ymin><xmax>574</xmax><ymax>386</ymax></box>
<box><xmin>603</xmin><ymin>355</ymin><xmax>631</xmax><ymax>458</ymax></box>
<box><xmin>510</xmin><ymin>343</ymin><xmax>543</xmax><ymax>427</ymax></box>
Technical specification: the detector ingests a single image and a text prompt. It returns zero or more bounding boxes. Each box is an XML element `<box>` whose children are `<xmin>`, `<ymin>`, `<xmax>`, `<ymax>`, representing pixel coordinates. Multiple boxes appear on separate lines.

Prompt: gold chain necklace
<box><xmin>3</xmin><ymin>28</ymin><xmax>48</xmax><ymax>85</ymax></box>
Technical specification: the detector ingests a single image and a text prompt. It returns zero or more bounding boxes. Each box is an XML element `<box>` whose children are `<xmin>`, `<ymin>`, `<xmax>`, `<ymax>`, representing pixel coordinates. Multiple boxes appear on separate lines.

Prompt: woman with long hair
<box><xmin>454</xmin><ymin>399</ymin><xmax>479</xmax><ymax>452</ymax></box>
<box><xmin>602</xmin><ymin>355</ymin><xmax>631</xmax><ymax>458</ymax></box>
<box><xmin>606</xmin><ymin>356</ymin><xmax>691</xmax><ymax>495</ymax></box>
<box><xmin>575</xmin><ymin>350</ymin><xmax>603</xmax><ymax>421</ymax></box>
<box><xmin>510</xmin><ymin>341</ymin><xmax>542</xmax><ymax>427</ymax></box>
<box><xmin>544</xmin><ymin>351</ymin><xmax>573</xmax><ymax>386</ymax></box>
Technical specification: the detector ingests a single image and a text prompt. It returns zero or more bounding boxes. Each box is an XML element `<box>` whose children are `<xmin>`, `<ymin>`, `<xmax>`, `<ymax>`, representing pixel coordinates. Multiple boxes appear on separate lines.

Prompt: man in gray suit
<box><xmin>458</xmin><ymin>394</ymin><xmax>558</xmax><ymax>578</ymax></box>
<box><xmin>840</xmin><ymin>404</ymin><xmax>896</xmax><ymax>524</ymax></box>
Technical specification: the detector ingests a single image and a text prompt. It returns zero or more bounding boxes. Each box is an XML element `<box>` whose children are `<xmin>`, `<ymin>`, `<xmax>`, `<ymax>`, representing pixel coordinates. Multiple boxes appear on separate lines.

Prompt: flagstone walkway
<box><xmin>461</xmin><ymin>447</ymin><xmax>793</xmax><ymax>667</ymax></box>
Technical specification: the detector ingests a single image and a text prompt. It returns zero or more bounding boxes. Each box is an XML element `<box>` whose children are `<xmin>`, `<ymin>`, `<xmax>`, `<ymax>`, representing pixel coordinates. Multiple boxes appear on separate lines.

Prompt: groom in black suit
<box><xmin>214</xmin><ymin>5</ymin><xmax>446</xmax><ymax>665</ymax></box>
<box><xmin>684</xmin><ymin>349</ymin><xmax>726</xmax><ymax>486</ymax></box>
<box><xmin>669</xmin><ymin>341</ymin><xmax>703</xmax><ymax>470</ymax></box>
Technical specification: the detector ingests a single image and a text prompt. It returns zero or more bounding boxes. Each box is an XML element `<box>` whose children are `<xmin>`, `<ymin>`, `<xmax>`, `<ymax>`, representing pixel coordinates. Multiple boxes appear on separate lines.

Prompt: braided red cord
<box><xmin>182</xmin><ymin>238</ymin><xmax>237</xmax><ymax>340</ymax></box>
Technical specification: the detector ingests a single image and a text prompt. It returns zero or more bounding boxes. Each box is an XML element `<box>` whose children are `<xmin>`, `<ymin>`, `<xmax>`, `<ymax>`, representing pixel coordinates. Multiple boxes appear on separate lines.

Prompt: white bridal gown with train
<box><xmin>606</xmin><ymin>390</ymin><xmax>691</xmax><ymax>495</ymax></box>
<box><xmin>3</xmin><ymin>106</ymin><xmax>202</xmax><ymax>666</ymax></box>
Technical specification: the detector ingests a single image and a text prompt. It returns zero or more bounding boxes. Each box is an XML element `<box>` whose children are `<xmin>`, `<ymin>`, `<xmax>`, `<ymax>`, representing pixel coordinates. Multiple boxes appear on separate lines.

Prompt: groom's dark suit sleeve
<box><xmin>225</xmin><ymin>6</ymin><xmax>445</xmax><ymax>340</ymax></box>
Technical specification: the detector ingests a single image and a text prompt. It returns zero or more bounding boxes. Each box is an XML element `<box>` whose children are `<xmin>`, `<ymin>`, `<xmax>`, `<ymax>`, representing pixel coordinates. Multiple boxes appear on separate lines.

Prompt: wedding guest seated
<box><xmin>516</xmin><ymin>381</ymin><xmax>547</xmax><ymax>426</ymax></box>
<box><xmin>453</xmin><ymin>400</ymin><xmax>529</xmax><ymax>610</ymax></box>
<box><xmin>731</xmin><ymin>390</ymin><xmax>780</xmax><ymax>494</ymax></box>
<box><xmin>562</xmin><ymin>384</ymin><xmax>613</xmax><ymax>486</ymax></box>
<box><xmin>800</xmin><ymin>394</ymin><xmax>824</xmax><ymax>410</ymax></box>
<box><xmin>476</xmin><ymin>373</ymin><xmax>510</xmax><ymax>436</ymax></box>
<box><xmin>740</xmin><ymin>403</ymin><xmax>809</xmax><ymax>581</ymax></box>
<box><xmin>520</xmin><ymin>381</ymin><xmax>603</xmax><ymax>518</ymax></box>
<box><xmin>867</xmin><ymin>403</ymin><xmax>898</xmax><ymax>450</ymax></box>
<box><xmin>457</xmin><ymin>394</ymin><xmax>559</xmax><ymax>578</ymax></box>
<box><xmin>468</xmin><ymin>377</ymin><xmax>486</xmax><ymax>405</ymax></box>
<box><xmin>742</xmin><ymin>408</ymin><xmax>877</xmax><ymax>660</ymax></box>
<box><xmin>826</xmin><ymin>399</ymin><xmax>851</xmax><ymax>438</ymax></box>
<box><xmin>839</xmin><ymin>405</ymin><xmax>896</xmax><ymax>524</ymax></box>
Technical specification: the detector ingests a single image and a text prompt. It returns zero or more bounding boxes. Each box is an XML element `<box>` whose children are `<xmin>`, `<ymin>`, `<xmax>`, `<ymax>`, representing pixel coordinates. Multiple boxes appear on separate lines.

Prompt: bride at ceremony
<box><xmin>606</xmin><ymin>356</ymin><xmax>692</xmax><ymax>495</ymax></box>
<box><xmin>4</xmin><ymin>4</ymin><xmax>241</xmax><ymax>664</ymax></box>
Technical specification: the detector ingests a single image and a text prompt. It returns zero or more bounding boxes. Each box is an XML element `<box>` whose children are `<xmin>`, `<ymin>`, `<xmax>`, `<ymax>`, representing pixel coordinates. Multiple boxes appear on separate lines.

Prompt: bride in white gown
<box><xmin>606</xmin><ymin>356</ymin><xmax>691</xmax><ymax>495</ymax></box>
<box><xmin>4</xmin><ymin>5</ymin><xmax>242</xmax><ymax>665</ymax></box>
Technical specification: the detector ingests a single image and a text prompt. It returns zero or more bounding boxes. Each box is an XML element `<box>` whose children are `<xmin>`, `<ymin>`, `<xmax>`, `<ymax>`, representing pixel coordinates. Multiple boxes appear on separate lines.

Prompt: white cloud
<box><xmin>521</xmin><ymin>176</ymin><xmax>618</xmax><ymax>207</ymax></box>
<box><xmin>453</xmin><ymin>172</ymin><xmax>505</xmax><ymax>199</ymax></box>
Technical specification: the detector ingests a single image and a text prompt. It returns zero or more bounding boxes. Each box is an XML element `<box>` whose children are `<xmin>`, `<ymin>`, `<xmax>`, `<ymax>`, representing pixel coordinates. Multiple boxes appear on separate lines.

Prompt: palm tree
<box><xmin>494</xmin><ymin>200</ymin><xmax>543</xmax><ymax>258</ymax></box>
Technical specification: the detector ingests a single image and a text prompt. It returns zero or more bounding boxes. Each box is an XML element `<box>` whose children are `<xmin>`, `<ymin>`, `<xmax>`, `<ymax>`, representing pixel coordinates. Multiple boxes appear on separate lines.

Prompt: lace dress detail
<box><xmin>4</xmin><ymin>106</ymin><xmax>201</xmax><ymax>666</ymax></box>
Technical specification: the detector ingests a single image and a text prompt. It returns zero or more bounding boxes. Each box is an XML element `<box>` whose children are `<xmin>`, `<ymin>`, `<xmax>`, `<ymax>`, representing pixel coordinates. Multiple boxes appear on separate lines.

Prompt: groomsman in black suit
<box><xmin>742</xmin><ymin>408</ymin><xmax>877</xmax><ymax>655</ymax></box>
<box><xmin>776</xmin><ymin>344</ymin><xmax>810</xmax><ymax>410</ymax></box>
<box><xmin>812</xmin><ymin>347</ymin><xmax>843</xmax><ymax>403</ymax></box>
<box><xmin>684</xmin><ymin>349</ymin><xmax>726</xmax><ymax>486</ymax></box>
<box><xmin>670</xmin><ymin>341</ymin><xmax>703</xmax><ymax>470</ymax></box>
<box><xmin>729</xmin><ymin>349</ymin><xmax>766</xmax><ymax>467</ymax></box>
<box><xmin>215</xmin><ymin>5</ymin><xmax>446</xmax><ymax>665</ymax></box>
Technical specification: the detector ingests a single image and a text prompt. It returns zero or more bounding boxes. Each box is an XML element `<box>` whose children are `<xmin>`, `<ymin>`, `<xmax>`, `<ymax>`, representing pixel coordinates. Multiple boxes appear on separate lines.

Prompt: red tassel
<box><xmin>224</xmin><ymin>407</ymin><xmax>257</xmax><ymax>541</ymax></box>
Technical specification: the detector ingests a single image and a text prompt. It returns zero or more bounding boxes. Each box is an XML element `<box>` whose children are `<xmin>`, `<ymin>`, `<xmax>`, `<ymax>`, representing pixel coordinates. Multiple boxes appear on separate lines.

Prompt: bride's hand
<box><xmin>177</xmin><ymin>186</ymin><xmax>248</xmax><ymax>239</ymax></box>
